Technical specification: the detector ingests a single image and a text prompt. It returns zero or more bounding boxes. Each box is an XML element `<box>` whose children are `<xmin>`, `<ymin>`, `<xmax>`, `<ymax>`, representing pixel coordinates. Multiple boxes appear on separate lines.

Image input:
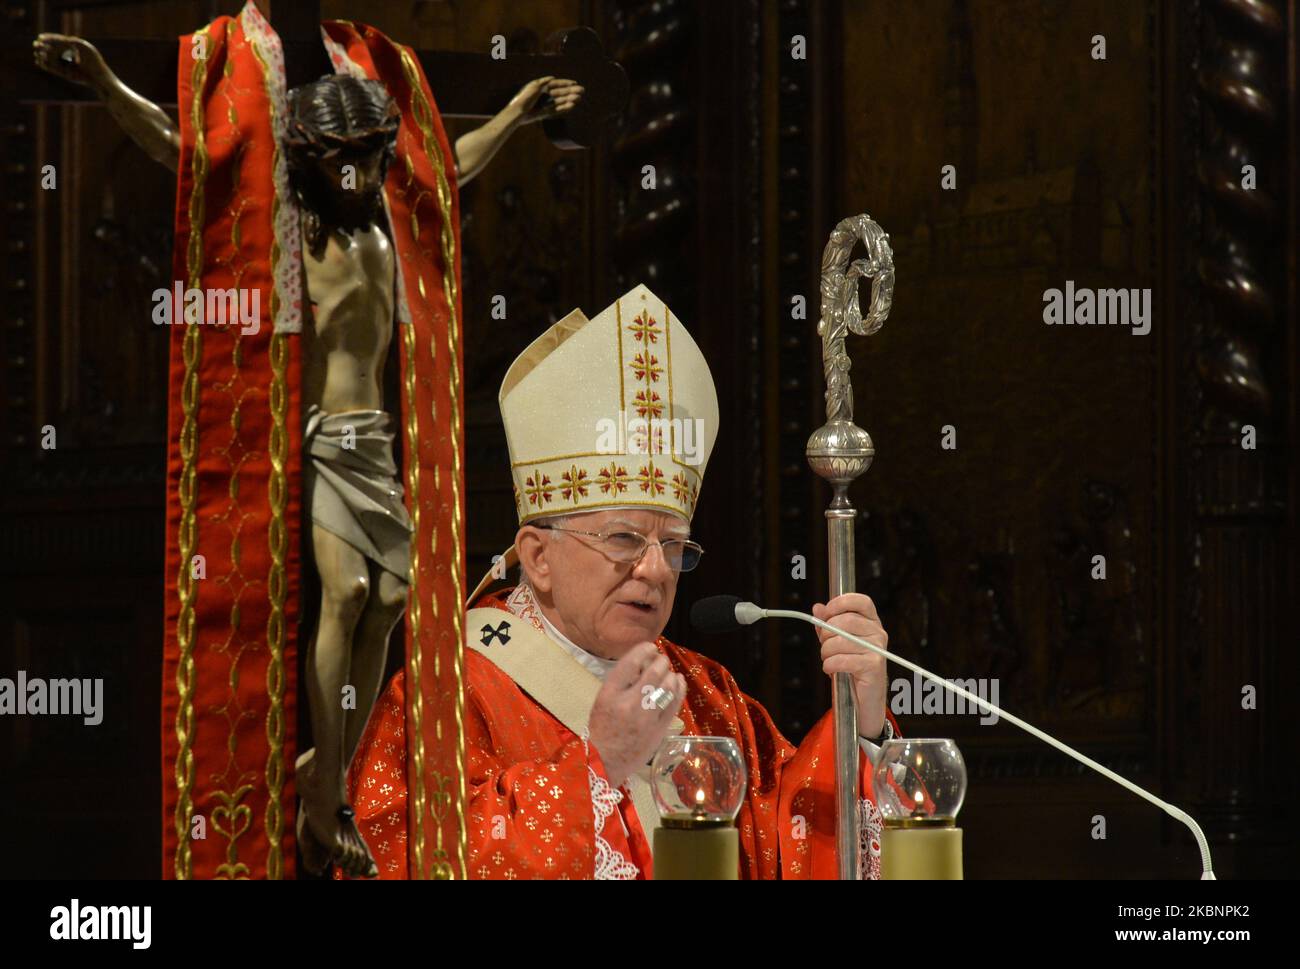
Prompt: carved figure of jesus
<box><xmin>34</xmin><ymin>32</ymin><xmax>583</xmax><ymax>877</ymax></box>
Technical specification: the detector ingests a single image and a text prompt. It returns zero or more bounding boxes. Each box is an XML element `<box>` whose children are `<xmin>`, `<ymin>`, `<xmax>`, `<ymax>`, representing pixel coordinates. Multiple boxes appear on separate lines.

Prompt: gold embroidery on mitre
<box><xmin>499</xmin><ymin>285</ymin><xmax>718</xmax><ymax>525</ymax></box>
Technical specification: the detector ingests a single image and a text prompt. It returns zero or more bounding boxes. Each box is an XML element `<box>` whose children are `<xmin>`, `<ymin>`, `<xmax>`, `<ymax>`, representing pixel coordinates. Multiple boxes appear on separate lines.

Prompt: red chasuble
<box><xmin>161</xmin><ymin>2</ymin><xmax>464</xmax><ymax>880</ymax></box>
<box><xmin>345</xmin><ymin>585</ymin><xmax>900</xmax><ymax>880</ymax></box>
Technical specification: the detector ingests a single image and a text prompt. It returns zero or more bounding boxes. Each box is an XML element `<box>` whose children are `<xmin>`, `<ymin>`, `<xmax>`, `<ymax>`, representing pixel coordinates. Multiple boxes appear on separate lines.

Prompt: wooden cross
<box><xmin>16</xmin><ymin>0</ymin><xmax>627</xmax><ymax>149</ymax></box>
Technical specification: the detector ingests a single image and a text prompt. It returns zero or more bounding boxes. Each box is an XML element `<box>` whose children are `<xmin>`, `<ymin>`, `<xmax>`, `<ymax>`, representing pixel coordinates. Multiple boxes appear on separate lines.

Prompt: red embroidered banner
<box><xmin>162</xmin><ymin>7</ymin><xmax>465</xmax><ymax>879</ymax></box>
<box><xmin>320</xmin><ymin>20</ymin><xmax>467</xmax><ymax>880</ymax></box>
<box><xmin>162</xmin><ymin>10</ymin><xmax>302</xmax><ymax>880</ymax></box>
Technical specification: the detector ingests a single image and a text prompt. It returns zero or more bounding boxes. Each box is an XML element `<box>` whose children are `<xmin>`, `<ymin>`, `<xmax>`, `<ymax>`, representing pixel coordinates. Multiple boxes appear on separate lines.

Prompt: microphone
<box><xmin>690</xmin><ymin>595</ymin><xmax>1216</xmax><ymax>880</ymax></box>
<box><xmin>689</xmin><ymin>595</ymin><xmax>763</xmax><ymax>633</ymax></box>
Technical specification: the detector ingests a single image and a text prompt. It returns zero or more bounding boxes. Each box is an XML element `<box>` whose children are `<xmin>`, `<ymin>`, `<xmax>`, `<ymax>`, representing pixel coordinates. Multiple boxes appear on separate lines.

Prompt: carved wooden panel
<box><xmin>824</xmin><ymin>0</ymin><xmax>1168</xmax><ymax>877</ymax></box>
<box><xmin>1173</xmin><ymin>0</ymin><xmax>1294</xmax><ymax>868</ymax></box>
<box><xmin>815</xmin><ymin>0</ymin><xmax>1297</xmax><ymax>878</ymax></box>
<box><xmin>837</xmin><ymin>0</ymin><xmax>1157</xmax><ymax>732</ymax></box>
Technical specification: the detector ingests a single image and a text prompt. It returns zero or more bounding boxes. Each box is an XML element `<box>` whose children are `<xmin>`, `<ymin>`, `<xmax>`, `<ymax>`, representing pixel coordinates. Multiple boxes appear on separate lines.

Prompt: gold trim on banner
<box><xmin>401</xmin><ymin>46</ymin><xmax>467</xmax><ymax>881</ymax></box>
<box><xmin>250</xmin><ymin>27</ymin><xmax>289</xmax><ymax>882</ymax></box>
<box><xmin>205</xmin><ymin>19</ymin><xmax>259</xmax><ymax>883</ymax></box>
<box><xmin>212</xmin><ymin>784</ymin><xmax>255</xmax><ymax>879</ymax></box>
<box><xmin>388</xmin><ymin>48</ymin><xmax>429</xmax><ymax>871</ymax></box>
<box><xmin>174</xmin><ymin>24</ymin><xmax>213</xmax><ymax>881</ymax></box>
<box><xmin>399</xmin><ymin>286</ymin><xmax>427</xmax><ymax>879</ymax></box>
<box><xmin>397</xmin><ymin>60</ymin><xmax>430</xmax><ymax>883</ymax></box>
<box><xmin>265</xmin><ymin>330</ymin><xmax>289</xmax><ymax>879</ymax></box>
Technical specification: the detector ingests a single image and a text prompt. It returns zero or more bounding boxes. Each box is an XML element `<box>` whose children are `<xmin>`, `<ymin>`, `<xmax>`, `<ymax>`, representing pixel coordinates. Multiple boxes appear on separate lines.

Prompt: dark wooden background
<box><xmin>1</xmin><ymin>0</ymin><xmax>1295</xmax><ymax>879</ymax></box>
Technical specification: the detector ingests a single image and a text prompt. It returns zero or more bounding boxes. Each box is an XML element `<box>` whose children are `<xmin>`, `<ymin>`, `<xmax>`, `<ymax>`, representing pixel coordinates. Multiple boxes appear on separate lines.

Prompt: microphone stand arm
<box><xmin>805</xmin><ymin>215</ymin><xmax>895</xmax><ymax>880</ymax></box>
<box><xmin>759</xmin><ymin>607</ymin><xmax>1216</xmax><ymax>880</ymax></box>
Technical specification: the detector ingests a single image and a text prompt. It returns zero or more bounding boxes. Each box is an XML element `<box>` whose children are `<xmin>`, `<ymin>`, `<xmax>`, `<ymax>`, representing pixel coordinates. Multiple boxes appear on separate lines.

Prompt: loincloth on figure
<box><xmin>304</xmin><ymin>404</ymin><xmax>412</xmax><ymax>582</ymax></box>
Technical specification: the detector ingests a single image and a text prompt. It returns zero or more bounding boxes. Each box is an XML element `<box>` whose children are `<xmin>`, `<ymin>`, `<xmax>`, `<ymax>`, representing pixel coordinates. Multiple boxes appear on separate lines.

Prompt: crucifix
<box><xmin>20</xmin><ymin>1</ymin><xmax>628</xmax><ymax>146</ymax></box>
<box><xmin>23</xmin><ymin>0</ymin><xmax>626</xmax><ymax>881</ymax></box>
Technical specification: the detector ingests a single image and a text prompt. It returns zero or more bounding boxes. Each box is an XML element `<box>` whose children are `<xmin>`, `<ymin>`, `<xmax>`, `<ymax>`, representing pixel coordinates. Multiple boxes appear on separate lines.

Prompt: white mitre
<box><xmin>499</xmin><ymin>283</ymin><xmax>720</xmax><ymax>526</ymax></box>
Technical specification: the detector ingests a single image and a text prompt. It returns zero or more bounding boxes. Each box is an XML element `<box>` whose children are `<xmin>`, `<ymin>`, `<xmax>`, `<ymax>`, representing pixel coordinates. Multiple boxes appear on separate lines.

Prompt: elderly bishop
<box><xmin>347</xmin><ymin>284</ymin><xmax>900</xmax><ymax>879</ymax></box>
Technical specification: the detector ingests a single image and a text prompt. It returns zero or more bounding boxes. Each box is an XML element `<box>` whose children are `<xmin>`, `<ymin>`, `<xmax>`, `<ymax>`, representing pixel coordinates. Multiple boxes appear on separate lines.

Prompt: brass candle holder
<box><xmin>651</xmin><ymin>737</ymin><xmax>747</xmax><ymax>880</ymax></box>
<box><xmin>873</xmin><ymin>738</ymin><xmax>967</xmax><ymax>880</ymax></box>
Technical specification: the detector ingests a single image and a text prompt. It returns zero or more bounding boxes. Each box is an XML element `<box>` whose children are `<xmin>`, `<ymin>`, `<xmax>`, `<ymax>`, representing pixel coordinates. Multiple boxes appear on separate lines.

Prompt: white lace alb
<box><xmin>858</xmin><ymin>798</ymin><xmax>884</xmax><ymax>880</ymax></box>
<box><xmin>582</xmin><ymin>732</ymin><xmax>639</xmax><ymax>880</ymax></box>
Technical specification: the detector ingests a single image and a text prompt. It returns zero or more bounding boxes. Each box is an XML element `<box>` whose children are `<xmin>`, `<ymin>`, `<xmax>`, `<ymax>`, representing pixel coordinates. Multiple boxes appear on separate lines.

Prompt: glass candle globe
<box><xmin>651</xmin><ymin>736</ymin><xmax>747</xmax><ymax>826</ymax></box>
<box><xmin>872</xmin><ymin>738</ymin><xmax>967</xmax><ymax>824</ymax></box>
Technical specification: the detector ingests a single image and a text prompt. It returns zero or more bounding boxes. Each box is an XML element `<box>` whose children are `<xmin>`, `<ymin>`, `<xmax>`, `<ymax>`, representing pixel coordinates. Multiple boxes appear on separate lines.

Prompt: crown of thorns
<box><xmin>284</xmin><ymin>75</ymin><xmax>400</xmax><ymax>157</ymax></box>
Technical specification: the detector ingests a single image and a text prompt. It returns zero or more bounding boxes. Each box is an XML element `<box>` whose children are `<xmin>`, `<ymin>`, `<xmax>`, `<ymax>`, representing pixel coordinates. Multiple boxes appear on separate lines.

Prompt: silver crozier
<box><xmin>805</xmin><ymin>214</ymin><xmax>895</xmax><ymax>880</ymax></box>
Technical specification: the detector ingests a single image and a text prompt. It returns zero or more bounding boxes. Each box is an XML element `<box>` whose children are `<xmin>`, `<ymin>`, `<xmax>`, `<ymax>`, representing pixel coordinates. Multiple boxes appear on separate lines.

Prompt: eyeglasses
<box><xmin>536</xmin><ymin>524</ymin><xmax>705</xmax><ymax>573</ymax></box>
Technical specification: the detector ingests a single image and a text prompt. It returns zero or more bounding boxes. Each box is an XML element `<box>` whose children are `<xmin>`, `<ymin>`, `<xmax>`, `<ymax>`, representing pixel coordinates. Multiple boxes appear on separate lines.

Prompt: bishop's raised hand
<box><xmin>587</xmin><ymin>642</ymin><xmax>686</xmax><ymax>789</ymax></box>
